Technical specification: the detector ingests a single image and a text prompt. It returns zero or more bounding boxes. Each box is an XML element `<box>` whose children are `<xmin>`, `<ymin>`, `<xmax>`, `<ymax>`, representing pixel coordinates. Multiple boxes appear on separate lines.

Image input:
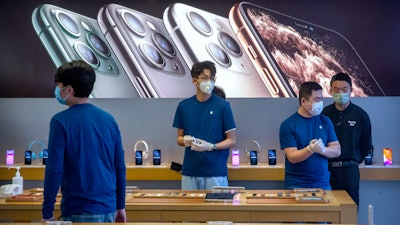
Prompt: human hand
<box><xmin>308</xmin><ymin>138</ymin><xmax>326</xmax><ymax>154</ymax></box>
<box><xmin>191</xmin><ymin>138</ymin><xmax>214</xmax><ymax>151</ymax></box>
<box><xmin>183</xmin><ymin>135</ymin><xmax>193</xmax><ymax>147</ymax></box>
<box><xmin>115</xmin><ymin>208</ymin><xmax>127</xmax><ymax>222</ymax></box>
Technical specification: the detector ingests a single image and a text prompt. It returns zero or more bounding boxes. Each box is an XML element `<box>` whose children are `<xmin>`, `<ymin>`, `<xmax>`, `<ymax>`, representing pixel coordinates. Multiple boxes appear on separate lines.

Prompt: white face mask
<box><xmin>307</xmin><ymin>101</ymin><xmax>324</xmax><ymax>116</ymax></box>
<box><xmin>333</xmin><ymin>93</ymin><xmax>350</xmax><ymax>104</ymax></box>
<box><xmin>199</xmin><ymin>80</ymin><xmax>215</xmax><ymax>94</ymax></box>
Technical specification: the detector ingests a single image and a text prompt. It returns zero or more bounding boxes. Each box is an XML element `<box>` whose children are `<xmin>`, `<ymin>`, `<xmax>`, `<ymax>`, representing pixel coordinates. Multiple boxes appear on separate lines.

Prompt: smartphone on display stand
<box><xmin>42</xmin><ymin>149</ymin><xmax>48</xmax><ymax>165</ymax></box>
<box><xmin>135</xmin><ymin>150</ymin><xmax>143</xmax><ymax>165</ymax></box>
<box><xmin>32</xmin><ymin>4</ymin><xmax>141</xmax><ymax>98</ymax></box>
<box><xmin>163</xmin><ymin>3</ymin><xmax>273</xmax><ymax>98</ymax></box>
<box><xmin>232</xmin><ymin>149</ymin><xmax>240</xmax><ymax>167</ymax></box>
<box><xmin>383</xmin><ymin>148</ymin><xmax>392</xmax><ymax>165</ymax></box>
<box><xmin>268</xmin><ymin>149</ymin><xmax>276</xmax><ymax>165</ymax></box>
<box><xmin>153</xmin><ymin>149</ymin><xmax>161</xmax><ymax>165</ymax></box>
<box><xmin>249</xmin><ymin>150</ymin><xmax>258</xmax><ymax>165</ymax></box>
<box><xmin>229</xmin><ymin>2</ymin><xmax>385</xmax><ymax>97</ymax></box>
<box><xmin>25</xmin><ymin>150</ymin><xmax>32</xmax><ymax>165</ymax></box>
<box><xmin>97</xmin><ymin>3</ymin><xmax>195</xmax><ymax>98</ymax></box>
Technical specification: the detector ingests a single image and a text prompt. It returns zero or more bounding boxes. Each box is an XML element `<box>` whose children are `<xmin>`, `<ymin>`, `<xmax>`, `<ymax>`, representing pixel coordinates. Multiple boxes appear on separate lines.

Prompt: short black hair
<box><xmin>212</xmin><ymin>85</ymin><xmax>226</xmax><ymax>99</ymax></box>
<box><xmin>330</xmin><ymin>72</ymin><xmax>352</xmax><ymax>88</ymax></box>
<box><xmin>55</xmin><ymin>60</ymin><xmax>96</xmax><ymax>97</ymax></box>
<box><xmin>191</xmin><ymin>61</ymin><xmax>216</xmax><ymax>78</ymax></box>
<box><xmin>298</xmin><ymin>81</ymin><xmax>322</xmax><ymax>105</ymax></box>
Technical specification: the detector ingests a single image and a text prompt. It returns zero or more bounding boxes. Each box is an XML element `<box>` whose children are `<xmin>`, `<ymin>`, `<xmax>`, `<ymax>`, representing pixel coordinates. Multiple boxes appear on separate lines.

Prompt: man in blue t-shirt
<box><xmin>173</xmin><ymin>61</ymin><xmax>236</xmax><ymax>190</ymax></box>
<box><xmin>279</xmin><ymin>81</ymin><xmax>341</xmax><ymax>190</ymax></box>
<box><xmin>42</xmin><ymin>60</ymin><xmax>126</xmax><ymax>222</ymax></box>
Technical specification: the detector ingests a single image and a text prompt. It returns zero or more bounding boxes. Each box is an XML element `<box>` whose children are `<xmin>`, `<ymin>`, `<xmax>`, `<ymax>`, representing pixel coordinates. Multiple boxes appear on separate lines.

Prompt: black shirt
<box><xmin>322</xmin><ymin>102</ymin><xmax>373</xmax><ymax>163</ymax></box>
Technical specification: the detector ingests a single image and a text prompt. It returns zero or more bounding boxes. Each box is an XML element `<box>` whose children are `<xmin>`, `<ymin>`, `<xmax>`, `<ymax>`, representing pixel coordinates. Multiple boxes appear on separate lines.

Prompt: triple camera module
<box><xmin>188</xmin><ymin>11</ymin><xmax>242</xmax><ymax>67</ymax></box>
<box><xmin>54</xmin><ymin>10</ymin><xmax>116</xmax><ymax>72</ymax></box>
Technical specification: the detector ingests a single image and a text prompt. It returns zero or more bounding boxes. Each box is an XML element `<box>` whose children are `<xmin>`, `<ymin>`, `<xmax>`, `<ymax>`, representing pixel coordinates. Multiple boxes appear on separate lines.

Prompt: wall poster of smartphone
<box><xmin>268</xmin><ymin>149</ymin><xmax>276</xmax><ymax>165</ymax></box>
<box><xmin>135</xmin><ymin>150</ymin><xmax>143</xmax><ymax>165</ymax></box>
<box><xmin>229</xmin><ymin>2</ymin><xmax>385</xmax><ymax>97</ymax></box>
<box><xmin>97</xmin><ymin>3</ymin><xmax>195</xmax><ymax>98</ymax></box>
<box><xmin>163</xmin><ymin>3</ymin><xmax>273</xmax><ymax>98</ymax></box>
<box><xmin>31</xmin><ymin>4</ymin><xmax>140</xmax><ymax>98</ymax></box>
<box><xmin>153</xmin><ymin>149</ymin><xmax>161</xmax><ymax>165</ymax></box>
<box><xmin>249</xmin><ymin>150</ymin><xmax>258</xmax><ymax>165</ymax></box>
<box><xmin>24</xmin><ymin>150</ymin><xmax>32</xmax><ymax>165</ymax></box>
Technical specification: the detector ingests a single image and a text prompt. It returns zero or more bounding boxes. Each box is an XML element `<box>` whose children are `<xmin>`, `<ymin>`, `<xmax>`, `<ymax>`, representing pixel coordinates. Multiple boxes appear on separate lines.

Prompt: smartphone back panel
<box><xmin>230</xmin><ymin>2</ymin><xmax>385</xmax><ymax>97</ymax></box>
<box><xmin>163</xmin><ymin>3</ymin><xmax>273</xmax><ymax>98</ymax></box>
<box><xmin>98</xmin><ymin>4</ymin><xmax>195</xmax><ymax>98</ymax></box>
<box><xmin>32</xmin><ymin>4</ymin><xmax>140</xmax><ymax>98</ymax></box>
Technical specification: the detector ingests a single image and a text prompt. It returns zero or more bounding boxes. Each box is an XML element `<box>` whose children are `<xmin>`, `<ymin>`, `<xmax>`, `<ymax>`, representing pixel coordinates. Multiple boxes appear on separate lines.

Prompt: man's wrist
<box><xmin>209</xmin><ymin>144</ymin><xmax>216</xmax><ymax>151</ymax></box>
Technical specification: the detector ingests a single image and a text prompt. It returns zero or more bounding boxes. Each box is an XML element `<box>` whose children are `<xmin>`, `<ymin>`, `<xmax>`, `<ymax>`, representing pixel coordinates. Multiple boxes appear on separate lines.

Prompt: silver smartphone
<box><xmin>229</xmin><ymin>2</ymin><xmax>385</xmax><ymax>97</ymax></box>
<box><xmin>163</xmin><ymin>3</ymin><xmax>273</xmax><ymax>98</ymax></box>
<box><xmin>32</xmin><ymin>4</ymin><xmax>141</xmax><ymax>98</ymax></box>
<box><xmin>97</xmin><ymin>3</ymin><xmax>195</xmax><ymax>98</ymax></box>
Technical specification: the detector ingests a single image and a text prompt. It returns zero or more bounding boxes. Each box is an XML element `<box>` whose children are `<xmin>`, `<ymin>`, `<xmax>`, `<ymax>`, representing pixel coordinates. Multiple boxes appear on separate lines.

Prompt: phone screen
<box><xmin>249</xmin><ymin>150</ymin><xmax>258</xmax><ymax>165</ymax></box>
<box><xmin>42</xmin><ymin>149</ymin><xmax>48</xmax><ymax>165</ymax></box>
<box><xmin>153</xmin><ymin>149</ymin><xmax>161</xmax><ymax>165</ymax></box>
<box><xmin>268</xmin><ymin>149</ymin><xmax>276</xmax><ymax>165</ymax></box>
<box><xmin>383</xmin><ymin>148</ymin><xmax>392</xmax><ymax>165</ymax></box>
<box><xmin>237</xmin><ymin>3</ymin><xmax>385</xmax><ymax>97</ymax></box>
<box><xmin>232</xmin><ymin>149</ymin><xmax>240</xmax><ymax>167</ymax></box>
<box><xmin>25</xmin><ymin>150</ymin><xmax>32</xmax><ymax>165</ymax></box>
<box><xmin>135</xmin><ymin>150</ymin><xmax>143</xmax><ymax>165</ymax></box>
<box><xmin>6</xmin><ymin>149</ymin><xmax>14</xmax><ymax>165</ymax></box>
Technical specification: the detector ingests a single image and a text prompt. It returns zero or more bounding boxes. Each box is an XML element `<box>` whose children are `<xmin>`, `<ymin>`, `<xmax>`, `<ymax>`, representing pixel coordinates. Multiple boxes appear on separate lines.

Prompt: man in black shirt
<box><xmin>322</xmin><ymin>72</ymin><xmax>373</xmax><ymax>207</ymax></box>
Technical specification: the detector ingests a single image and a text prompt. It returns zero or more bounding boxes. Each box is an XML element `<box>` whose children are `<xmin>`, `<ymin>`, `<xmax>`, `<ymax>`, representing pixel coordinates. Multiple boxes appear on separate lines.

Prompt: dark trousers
<box><xmin>329</xmin><ymin>165</ymin><xmax>360</xmax><ymax>206</ymax></box>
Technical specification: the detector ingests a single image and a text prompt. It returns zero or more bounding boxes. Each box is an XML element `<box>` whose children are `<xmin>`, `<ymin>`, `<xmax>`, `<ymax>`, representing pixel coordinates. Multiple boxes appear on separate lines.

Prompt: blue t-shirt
<box><xmin>173</xmin><ymin>95</ymin><xmax>236</xmax><ymax>177</ymax></box>
<box><xmin>42</xmin><ymin>103</ymin><xmax>126</xmax><ymax>219</ymax></box>
<box><xmin>279</xmin><ymin>112</ymin><xmax>337</xmax><ymax>189</ymax></box>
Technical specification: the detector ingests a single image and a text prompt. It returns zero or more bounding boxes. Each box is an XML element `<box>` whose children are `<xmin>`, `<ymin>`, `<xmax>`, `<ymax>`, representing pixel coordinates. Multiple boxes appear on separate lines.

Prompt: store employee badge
<box><xmin>348</xmin><ymin>120</ymin><xmax>356</xmax><ymax>126</ymax></box>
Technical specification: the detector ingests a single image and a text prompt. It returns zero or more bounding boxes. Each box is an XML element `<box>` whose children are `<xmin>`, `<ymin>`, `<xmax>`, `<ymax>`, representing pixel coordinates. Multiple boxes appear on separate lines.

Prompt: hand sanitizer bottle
<box><xmin>11</xmin><ymin>167</ymin><xmax>23</xmax><ymax>195</ymax></box>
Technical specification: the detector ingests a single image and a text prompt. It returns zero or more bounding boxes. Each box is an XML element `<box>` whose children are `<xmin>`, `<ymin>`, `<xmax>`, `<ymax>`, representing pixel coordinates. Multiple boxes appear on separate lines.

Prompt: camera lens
<box><xmin>188</xmin><ymin>11</ymin><xmax>212</xmax><ymax>36</ymax></box>
<box><xmin>123</xmin><ymin>11</ymin><xmax>146</xmax><ymax>36</ymax></box>
<box><xmin>88</xmin><ymin>33</ymin><xmax>111</xmax><ymax>57</ymax></box>
<box><xmin>153</xmin><ymin>33</ymin><xmax>175</xmax><ymax>57</ymax></box>
<box><xmin>207</xmin><ymin>42</ymin><xmax>231</xmax><ymax>67</ymax></box>
<box><xmin>74</xmin><ymin>42</ymin><xmax>99</xmax><ymax>67</ymax></box>
<box><xmin>56</xmin><ymin>11</ymin><xmax>80</xmax><ymax>37</ymax></box>
<box><xmin>140</xmin><ymin>42</ymin><xmax>165</xmax><ymax>69</ymax></box>
<box><xmin>218</xmin><ymin>32</ymin><xmax>242</xmax><ymax>57</ymax></box>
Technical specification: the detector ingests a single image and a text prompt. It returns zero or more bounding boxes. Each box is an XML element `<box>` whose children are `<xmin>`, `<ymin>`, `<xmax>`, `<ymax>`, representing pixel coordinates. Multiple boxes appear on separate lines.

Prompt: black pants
<box><xmin>329</xmin><ymin>165</ymin><xmax>360</xmax><ymax>206</ymax></box>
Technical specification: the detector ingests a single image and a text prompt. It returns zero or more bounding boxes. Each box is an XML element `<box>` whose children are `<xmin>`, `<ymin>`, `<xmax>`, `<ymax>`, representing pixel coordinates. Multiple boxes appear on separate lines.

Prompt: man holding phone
<box><xmin>323</xmin><ymin>72</ymin><xmax>373</xmax><ymax>207</ymax></box>
<box><xmin>172</xmin><ymin>61</ymin><xmax>236</xmax><ymax>190</ymax></box>
<box><xmin>279</xmin><ymin>81</ymin><xmax>341</xmax><ymax>190</ymax></box>
<box><xmin>42</xmin><ymin>60</ymin><xmax>126</xmax><ymax>222</ymax></box>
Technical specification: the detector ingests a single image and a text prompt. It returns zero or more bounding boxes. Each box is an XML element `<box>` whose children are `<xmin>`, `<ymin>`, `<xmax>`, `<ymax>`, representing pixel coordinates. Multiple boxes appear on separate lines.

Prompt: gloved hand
<box><xmin>183</xmin><ymin>135</ymin><xmax>193</xmax><ymax>147</ymax></box>
<box><xmin>308</xmin><ymin>138</ymin><xmax>326</xmax><ymax>154</ymax></box>
<box><xmin>191</xmin><ymin>137</ymin><xmax>214</xmax><ymax>152</ymax></box>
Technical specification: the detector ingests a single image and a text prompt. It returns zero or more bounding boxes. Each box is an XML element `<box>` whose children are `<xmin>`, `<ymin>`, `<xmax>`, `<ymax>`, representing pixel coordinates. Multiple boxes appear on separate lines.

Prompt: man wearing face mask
<box><xmin>322</xmin><ymin>72</ymin><xmax>373</xmax><ymax>207</ymax></box>
<box><xmin>42</xmin><ymin>60</ymin><xmax>127</xmax><ymax>222</ymax></box>
<box><xmin>279</xmin><ymin>81</ymin><xmax>341</xmax><ymax>190</ymax></box>
<box><xmin>172</xmin><ymin>60</ymin><xmax>236</xmax><ymax>190</ymax></box>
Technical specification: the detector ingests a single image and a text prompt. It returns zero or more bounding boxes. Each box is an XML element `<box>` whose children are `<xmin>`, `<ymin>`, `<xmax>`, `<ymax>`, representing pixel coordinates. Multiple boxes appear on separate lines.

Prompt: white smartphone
<box><xmin>97</xmin><ymin>3</ymin><xmax>195</xmax><ymax>98</ymax></box>
<box><xmin>163</xmin><ymin>3</ymin><xmax>273</xmax><ymax>98</ymax></box>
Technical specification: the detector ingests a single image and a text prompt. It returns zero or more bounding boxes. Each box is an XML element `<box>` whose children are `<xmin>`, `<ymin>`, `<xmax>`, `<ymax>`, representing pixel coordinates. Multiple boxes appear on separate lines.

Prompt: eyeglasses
<box><xmin>197</xmin><ymin>75</ymin><xmax>217</xmax><ymax>82</ymax></box>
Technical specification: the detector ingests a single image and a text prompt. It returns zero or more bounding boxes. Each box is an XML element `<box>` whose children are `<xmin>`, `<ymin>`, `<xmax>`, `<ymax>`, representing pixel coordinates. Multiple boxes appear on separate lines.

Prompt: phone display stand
<box><xmin>246</xmin><ymin>188</ymin><xmax>328</xmax><ymax>204</ymax></box>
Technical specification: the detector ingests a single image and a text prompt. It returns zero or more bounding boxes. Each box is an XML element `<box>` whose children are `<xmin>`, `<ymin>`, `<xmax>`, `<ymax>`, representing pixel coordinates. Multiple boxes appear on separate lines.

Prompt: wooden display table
<box><xmin>0</xmin><ymin>189</ymin><xmax>356</xmax><ymax>224</ymax></box>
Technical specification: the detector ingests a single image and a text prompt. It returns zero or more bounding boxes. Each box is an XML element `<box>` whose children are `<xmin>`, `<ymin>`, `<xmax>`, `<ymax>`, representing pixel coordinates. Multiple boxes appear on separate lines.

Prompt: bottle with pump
<box><xmin>10</xmin><ymin>167</ymin><xmax>23</xmax><ymax>195</ymax></box>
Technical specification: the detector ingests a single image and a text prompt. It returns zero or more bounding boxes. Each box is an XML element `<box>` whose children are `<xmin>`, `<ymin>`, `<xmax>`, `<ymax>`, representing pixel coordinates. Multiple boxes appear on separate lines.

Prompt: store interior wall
<box><xmin>0</xmin><ymin>97</ymin><xmax>399</xmax><ymax>224</ymax></box>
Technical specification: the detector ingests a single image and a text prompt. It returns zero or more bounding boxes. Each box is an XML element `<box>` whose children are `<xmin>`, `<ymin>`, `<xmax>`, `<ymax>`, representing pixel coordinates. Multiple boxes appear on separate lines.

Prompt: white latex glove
<box><xmin>308</xmin><ymin>138</ymin><xmax>326</xmax><ymax>154</ymax></box>
<box><xmin>183</xmin><ymin>135</ymin><xmax>193</xmax><ymax>147</ymax></box>
<box><xmin>191</xmin><ymin>137</ymin><xmax>214</xmax><ymax>152</ymax></box>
